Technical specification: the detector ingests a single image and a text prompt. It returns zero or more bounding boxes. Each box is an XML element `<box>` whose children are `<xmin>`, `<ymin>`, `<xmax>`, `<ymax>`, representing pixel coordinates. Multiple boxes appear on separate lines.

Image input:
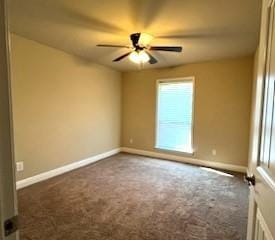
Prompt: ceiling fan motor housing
<box><xmin>130</xmin><ymin>33</ymin><xmax>141</xmax><ymax>47</ymax></box>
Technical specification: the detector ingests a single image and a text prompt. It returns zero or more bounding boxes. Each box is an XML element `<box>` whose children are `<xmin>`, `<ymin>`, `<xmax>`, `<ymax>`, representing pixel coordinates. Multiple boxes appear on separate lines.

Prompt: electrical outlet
<box><xmin>16</xmin><ymin>162</ymin><xmax>24</xmax><ymax>172</ymax></box>
<box><xmin>212</xmin><ymin>149</ymin><xmax>217</xmax><ymax>156</ymax></box>
<box><xmin>129</xmin><ymin>138</ymin><xmax>133</xmax><ymax>144</ymax></box>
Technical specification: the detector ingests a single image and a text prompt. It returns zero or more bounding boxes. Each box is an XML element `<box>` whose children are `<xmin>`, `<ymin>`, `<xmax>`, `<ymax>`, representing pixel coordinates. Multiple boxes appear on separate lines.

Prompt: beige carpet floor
<box><xmin>18</xmin><ymin>153</ymin><xmax>248</xmax><ymax>240</ymax></box>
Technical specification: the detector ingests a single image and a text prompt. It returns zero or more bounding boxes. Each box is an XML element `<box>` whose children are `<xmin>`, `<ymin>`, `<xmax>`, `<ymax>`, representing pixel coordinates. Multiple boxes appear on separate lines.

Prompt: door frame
<box><xmin>0</xmin><ymin>0</ymin><xmax>18</xmax><ymax>239</ymax></box>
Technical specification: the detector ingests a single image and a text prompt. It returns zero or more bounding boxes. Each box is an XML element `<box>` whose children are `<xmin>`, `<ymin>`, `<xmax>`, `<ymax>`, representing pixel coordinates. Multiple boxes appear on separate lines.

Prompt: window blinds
<box><xmin>156</xmin><ymin>80</ymin><xmax>194</xmax><ymax>153</ymax></box>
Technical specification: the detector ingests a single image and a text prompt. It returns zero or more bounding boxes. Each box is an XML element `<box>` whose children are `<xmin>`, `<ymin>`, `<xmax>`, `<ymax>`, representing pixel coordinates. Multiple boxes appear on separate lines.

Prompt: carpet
<box><xmin>18</xmin><ymin>153</ymin><xmax>248</xmax><ymax>240</ymax></box>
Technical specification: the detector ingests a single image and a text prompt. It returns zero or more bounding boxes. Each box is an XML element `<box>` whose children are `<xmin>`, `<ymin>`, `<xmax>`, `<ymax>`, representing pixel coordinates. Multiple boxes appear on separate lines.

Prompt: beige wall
<box><xmin>10</xmin><ymin>34</ymin><xmax>121</xmax><ymax>180</ymax></box>
<box><xmin>122</xmin><ymin>57</ymin><xmax>253</xmax><ymax>167</ymax></box>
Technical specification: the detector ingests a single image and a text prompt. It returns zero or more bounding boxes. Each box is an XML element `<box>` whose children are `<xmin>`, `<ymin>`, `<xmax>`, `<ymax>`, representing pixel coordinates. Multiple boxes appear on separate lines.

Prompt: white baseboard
<box><xmin>121</xmin><ymin>147</ymin><xmax>247</xmax><ymax>173</ymax></box>
<box><xmin>16</xmin><ymin>148</ymin><xmax>120</xmax><ymax>190</ymax></box>
<box><xmin>17</xmin><ymin>147</ymin><xmax>247</xmax><ymax>190</ymax></box>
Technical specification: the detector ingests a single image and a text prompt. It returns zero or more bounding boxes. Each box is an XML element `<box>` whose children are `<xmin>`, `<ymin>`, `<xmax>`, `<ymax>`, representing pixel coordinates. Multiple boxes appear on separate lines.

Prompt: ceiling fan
<box><xmin>96</xmin><ymin>33</ymin><xmax>182</xmax><ymax>64</ymax></box>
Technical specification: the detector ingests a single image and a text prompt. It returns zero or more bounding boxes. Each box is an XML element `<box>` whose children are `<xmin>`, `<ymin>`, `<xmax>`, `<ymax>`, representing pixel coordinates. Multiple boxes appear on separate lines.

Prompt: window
<box><xmin>156</xmin><ymin>78</ymin><xmax>194</xmax><ymax>153</ymax></box>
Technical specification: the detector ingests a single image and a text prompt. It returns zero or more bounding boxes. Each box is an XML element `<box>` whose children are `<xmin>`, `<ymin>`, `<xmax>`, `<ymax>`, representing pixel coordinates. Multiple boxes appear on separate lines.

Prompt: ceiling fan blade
<box><xmin>97</xmin><ymin>44</ymin><xmax>130</xmax><ymax>48</ymax></box>
<box><xmin>149</xmin><ymin>46</ymin><xmax>182</xmax><ymax>52</ymax></box>
<box><xmin>130</xmin><ymin>33</ymin><xmax>141</xmax><ymax>47</ymax></box>
<box><xmin>113</xmin><ymin>52</ymin><xmax>132</xmax><ymax>62</ymax></box>
<box><xmin>146</xmin><ymin>51</ymin><xmax>158</xmax><ymax>64</ymax></box>
<box><xmin>156</xmin><ymin>34</ymin><xmax>208</xmax><ymax>39</ymax></box>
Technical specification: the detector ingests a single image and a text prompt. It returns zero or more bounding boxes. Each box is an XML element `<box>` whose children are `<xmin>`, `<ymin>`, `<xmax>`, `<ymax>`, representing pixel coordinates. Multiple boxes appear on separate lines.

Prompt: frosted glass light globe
<box><xmin>129</xmin><ymin>51</ymin><xmax>150</xmax><ymax>64</ymax></box>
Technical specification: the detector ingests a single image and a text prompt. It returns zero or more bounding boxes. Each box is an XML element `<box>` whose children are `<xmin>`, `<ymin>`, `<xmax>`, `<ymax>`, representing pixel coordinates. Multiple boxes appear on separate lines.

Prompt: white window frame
<box><xmin>155</xmin><ymin>77</ymin><xmax>195</xmax><ymax>155</ymax></box>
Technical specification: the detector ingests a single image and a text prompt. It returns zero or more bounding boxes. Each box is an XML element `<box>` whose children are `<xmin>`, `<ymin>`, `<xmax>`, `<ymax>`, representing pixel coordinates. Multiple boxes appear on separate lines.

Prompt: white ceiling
<box><xmin>9</xmin><ymin>0</ymin><xmax>261</xmax><ymax>72</ymax></box>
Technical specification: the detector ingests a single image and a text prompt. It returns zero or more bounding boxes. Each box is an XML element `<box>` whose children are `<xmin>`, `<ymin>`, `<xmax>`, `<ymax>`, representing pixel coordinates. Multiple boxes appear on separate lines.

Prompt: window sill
<box><xmin>154</xmin><ymin>146</ymin><xmax>195</xmax><ymax>156</ymax></box>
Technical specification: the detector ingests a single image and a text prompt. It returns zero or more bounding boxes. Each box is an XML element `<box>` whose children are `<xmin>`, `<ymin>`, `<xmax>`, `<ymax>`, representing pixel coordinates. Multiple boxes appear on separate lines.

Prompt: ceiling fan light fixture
<box><xmin>129</xmin><ymin>50</ymin><xmax>150</xmax><ymax>64</ymax></box>
<box><xmin>129</xmin><ymin>51</ymin><xmax>140</xmax><ymax>63</ymax></box>
<box><xmin>139</xmin><ymin>51</ymin><xmax>150</xmax><ymax>62</ymax></box>
<box><xmin>97</xmin><ymin>32</ymin><xmax>182</xmax><ymax>65</ymax></box>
